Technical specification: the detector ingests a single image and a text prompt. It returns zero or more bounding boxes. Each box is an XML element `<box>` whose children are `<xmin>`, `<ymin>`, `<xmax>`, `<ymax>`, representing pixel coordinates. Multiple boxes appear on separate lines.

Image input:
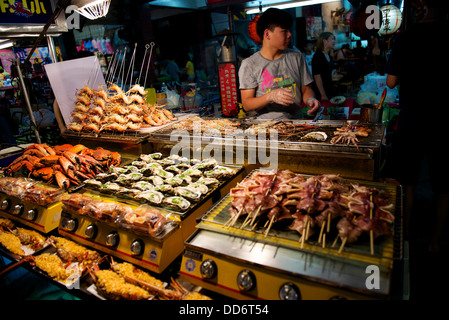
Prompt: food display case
<box><xmin>179</xmin><ymin>169</ymin><xmax>403</xmax><ymax>300</ymax></box>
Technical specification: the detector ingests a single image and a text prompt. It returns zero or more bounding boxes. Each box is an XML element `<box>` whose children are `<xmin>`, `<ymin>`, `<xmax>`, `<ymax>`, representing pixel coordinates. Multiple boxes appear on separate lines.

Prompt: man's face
<box><xmin>266</xmin><ymin>26</ymin><xmax>291</xmax><ymax>50</ymax></box>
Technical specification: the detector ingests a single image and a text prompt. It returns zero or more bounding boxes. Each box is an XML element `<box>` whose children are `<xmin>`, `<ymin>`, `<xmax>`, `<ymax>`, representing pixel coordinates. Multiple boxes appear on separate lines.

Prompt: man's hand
<box><xmin>305</xmin><ymin>97</ymin><xmax>321</xmax><ymax>116</ymax></box>
<box><xmin>266</xmin><ymin>88</ymin><xmax>294</xmax><ymax>106</ymax></box>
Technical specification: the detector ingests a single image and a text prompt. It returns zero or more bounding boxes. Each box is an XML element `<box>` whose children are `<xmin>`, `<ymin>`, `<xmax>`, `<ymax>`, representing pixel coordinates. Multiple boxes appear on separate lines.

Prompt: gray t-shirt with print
<box><xmin>238</xmin><ymin>49</ymin><xmax>313</xmax><ymax>119</ymax></box>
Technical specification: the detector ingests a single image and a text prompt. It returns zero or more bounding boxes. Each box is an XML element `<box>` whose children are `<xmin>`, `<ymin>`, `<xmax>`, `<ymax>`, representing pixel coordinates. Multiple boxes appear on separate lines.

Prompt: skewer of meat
<box><xmin>224</xmin><ymin>177</ymin><xmax>261</xmax><ymax>227</ymax></box>
<box><xmin>225</xmin><ymin>170</ymin><xmax>278</xmax><ymax>229</ymax></box>
<box><xmin>335</xmin><ymin>188</ymin><xmax>394</xmax><ymax>254</ymax></box>
<box><xmin>244</xmin><ymin>170</ymin><xmax>278</xmax><ymax>229</ymax></box>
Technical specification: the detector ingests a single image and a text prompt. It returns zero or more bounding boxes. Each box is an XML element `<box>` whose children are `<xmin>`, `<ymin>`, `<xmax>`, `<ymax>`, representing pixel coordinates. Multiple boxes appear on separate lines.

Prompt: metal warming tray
<box><xmin>179</xmin><ymin>172</ymin><xmax>403</xmax><ymax>300</ymax></box>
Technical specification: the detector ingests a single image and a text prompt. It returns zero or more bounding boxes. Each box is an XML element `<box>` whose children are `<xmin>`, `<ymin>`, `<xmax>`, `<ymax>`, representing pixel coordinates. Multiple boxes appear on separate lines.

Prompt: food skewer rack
<box><xmin>179</xmin><ymin>172</ymin><xmax>404</xmax><ymax>300</ymax></box>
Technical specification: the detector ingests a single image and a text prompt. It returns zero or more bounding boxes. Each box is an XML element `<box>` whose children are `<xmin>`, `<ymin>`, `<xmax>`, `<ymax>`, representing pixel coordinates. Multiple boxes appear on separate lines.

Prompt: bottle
<box><xmin>237</xmin><ymin>103</ymin><xmax>246</xmax><ymax>118</ymax></box>
<box><xmin>161</xmin><ymin>82</ymin><xmax>168</xmax><ymax>93</ymax></box>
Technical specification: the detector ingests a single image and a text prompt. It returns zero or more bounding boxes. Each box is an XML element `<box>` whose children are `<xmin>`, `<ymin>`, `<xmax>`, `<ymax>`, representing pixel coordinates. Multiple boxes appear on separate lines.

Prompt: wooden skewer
<box><xmin>318</xmin><ymin>221</ymin><xmax>326</xmax><ymax>244</ymax></box>
<box><xmin>240</xmin><ymin>212</ymin><xmax>252</xmax><ymax>229</ymax></box>
<box><xmin>224</xmin><ymin>207</ymin><xmax>243</xmax><ymax>228</ymax></box>
<box><xmin>300</xmin><ymin>234</ymin><xmax>305</xmax><ymax>248</ymax></box>
<box><xmin>305</xmin><ymin>216</ymin><xmax>311</xmax><ymax>240</ymax></box>
<box><xmin>301</xmin><ymin>216</ymin><xmax>308</xmax><ymax>248</ymax></box>
<box><xmin>338</xmin><ymin>236</ymin><xmax>347</xmax><ymax>253</ymax></box>
<box><xmin>232</xmin><ymin>213</ymin><xmax>241</xmax><ymax>228</ymax></box>
<box><xmin>332</xmin><ymin>234</ymin><xmax>340</xmax><ymax>248</ymax></box>
<box><xmin>322</xmin><ymin>233</ymin><xmax>326</xmax><ymax>248</ymax></box>
<box><xmin>327</xmin><ymin>212</ymin><xmax>331</xmax><ymax>233</ymax></box>
<box><xmin>242</xmin><ymin>205</ymin><xmax>261</xmax><ymax>229</ymax></box>
<box><xmin>223</xmin><ymin>215</ymin><xmax>234</xmax><ymax>227</ymax></box>
<box><xmin>264</xmin><ymin>215</ymin><xmax>275</xmax><ymax>238</ymax></box>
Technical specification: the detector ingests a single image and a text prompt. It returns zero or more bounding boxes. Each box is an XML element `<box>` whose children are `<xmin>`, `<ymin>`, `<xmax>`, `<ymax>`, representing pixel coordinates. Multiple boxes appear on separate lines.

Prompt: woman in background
<box><xmin>312</xmin><ymin>32</ymin><xmax>336</xmax><ymax>100</ymax></box>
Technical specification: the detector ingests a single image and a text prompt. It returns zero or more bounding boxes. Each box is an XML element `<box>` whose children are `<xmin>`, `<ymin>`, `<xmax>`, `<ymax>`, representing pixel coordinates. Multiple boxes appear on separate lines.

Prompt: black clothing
<box><xmin>386</xmin><ymin>20</ymin><xmax>449</xmax><ymax>192</ymax></box>
<box><xmin>311</xmin><ymin>50</ymin><xmax>335</xmax><ymax>99</ymax></box>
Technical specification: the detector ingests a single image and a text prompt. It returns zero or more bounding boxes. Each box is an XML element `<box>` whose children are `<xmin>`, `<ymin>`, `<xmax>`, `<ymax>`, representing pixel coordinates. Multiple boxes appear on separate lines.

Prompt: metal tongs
<box><xmin>311</xmin><ymin>106</ymin><xmax>324</xmax><ymax>123</ymax></box>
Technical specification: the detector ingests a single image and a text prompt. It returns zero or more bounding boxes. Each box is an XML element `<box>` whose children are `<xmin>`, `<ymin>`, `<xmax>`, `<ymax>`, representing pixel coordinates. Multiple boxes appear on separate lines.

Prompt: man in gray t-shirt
<box><xmin>238</xmin><ymin>8</ymin><xmax>320</xmax><ymax>119</ymax></box>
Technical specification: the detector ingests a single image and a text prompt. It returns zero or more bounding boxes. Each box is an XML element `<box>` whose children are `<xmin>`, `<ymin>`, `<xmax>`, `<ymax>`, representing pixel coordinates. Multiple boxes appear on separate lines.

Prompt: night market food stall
<box><xmin>0</xmin><ymin>0</ymin><xmax>408</xmax><ymax>301</ymax></box>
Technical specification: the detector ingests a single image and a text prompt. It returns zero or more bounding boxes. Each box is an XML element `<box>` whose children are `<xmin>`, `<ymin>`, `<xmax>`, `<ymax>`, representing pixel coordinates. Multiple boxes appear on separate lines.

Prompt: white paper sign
<box><xmin>44</xmin><ymin>56</ymin><xmax>105</xmax><ymax>126</ymax></box>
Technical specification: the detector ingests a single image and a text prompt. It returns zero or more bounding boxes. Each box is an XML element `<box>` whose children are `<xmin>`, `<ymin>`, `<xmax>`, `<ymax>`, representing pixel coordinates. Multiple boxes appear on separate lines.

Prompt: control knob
<box><xmin>85</xmin><ymin>224</ymin><xmax>98</xmax><ymax>239</ymax></box>
<box><xmin>200</xmin><ymin>259</ymin><xmax>218</xmax><ymax>279</ymax></box>
<box><xmin>1</xmin><ymin>199</ymin><xmax>11</xmax><ymax>210</ymax></box>
<box><xmin>237</xmin><ymin>269</ymin><xmax>256</xmax><ymax>292</ymax></box>
<box><xmin>130</xmin><ymin>239</ymin><xmax>144</xmax><ymax>256</ymax></box>
<box><xmin>12</xmin><ymin>204</ymin><xmax>24</xmax><ymax>215</ymax></box>
<box><xmin>279</xmin><ymin>283</ymin><xmax>301</xmax><ymax>300</ymax></box>
<box><xmin>106</xmin><ymin>232</ymin><xmax>119</xmax><ymax>247</ymax></box>
<box><xmin>25</xmin><ymin>208</ymin><xmax>38</xmax><ymax>221</ymax></box>
<box><xmin>61</xmin><ymin>217</ymin><xmax>78</xmax><ymax>232</ymax></box>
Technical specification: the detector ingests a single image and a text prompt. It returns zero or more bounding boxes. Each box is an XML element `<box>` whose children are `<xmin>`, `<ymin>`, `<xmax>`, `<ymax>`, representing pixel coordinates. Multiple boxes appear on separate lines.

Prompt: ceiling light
<box><xmin>72</xmin><ymin>0</ymin><xmax>111</xmax><ymax>20</ymax></box>
<box><xmin>246</xmin><ymin>0</ymin><xmax>338</xmax><ymax>14</ymax></box>
<box><xmin>0</xmin><ymin>41</ymin><xmax>14</xmax><ymax>49</ymax></box>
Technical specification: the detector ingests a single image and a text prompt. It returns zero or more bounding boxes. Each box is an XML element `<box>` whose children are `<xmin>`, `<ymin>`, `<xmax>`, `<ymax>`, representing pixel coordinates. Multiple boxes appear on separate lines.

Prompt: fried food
<box><xmin>0</xmin><ymin>231</ymin><xmax>24</xmax><ymax>256</ymax></box>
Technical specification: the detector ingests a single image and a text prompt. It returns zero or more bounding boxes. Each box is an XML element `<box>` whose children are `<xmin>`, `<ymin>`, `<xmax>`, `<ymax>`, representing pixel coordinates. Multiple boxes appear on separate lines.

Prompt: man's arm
<box><xmin>240</xmin><ymin>88</ymin><xmax>294</xmax><ymax>112</ymax></box>
<box><xmin>301</xmin><ymin>85</ymin><xmax>320</xmax><ymax>115</ymax></box>
<box><xmin>386</xmin><ymin>74</ymin><xmax>399</xmax><ymax>89</ymax></box>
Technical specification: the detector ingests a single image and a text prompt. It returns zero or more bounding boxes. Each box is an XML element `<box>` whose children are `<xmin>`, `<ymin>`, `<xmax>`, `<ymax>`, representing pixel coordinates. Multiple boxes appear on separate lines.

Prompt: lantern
<box><xmin>379</xmin><ymin>5</ymin><xmax>402</xmax><ymax>35</ymax></box>
<box><xmin>248</xmin><ymin>15</ymin><xmax>262</xmax><ymax>44</ymax></box>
